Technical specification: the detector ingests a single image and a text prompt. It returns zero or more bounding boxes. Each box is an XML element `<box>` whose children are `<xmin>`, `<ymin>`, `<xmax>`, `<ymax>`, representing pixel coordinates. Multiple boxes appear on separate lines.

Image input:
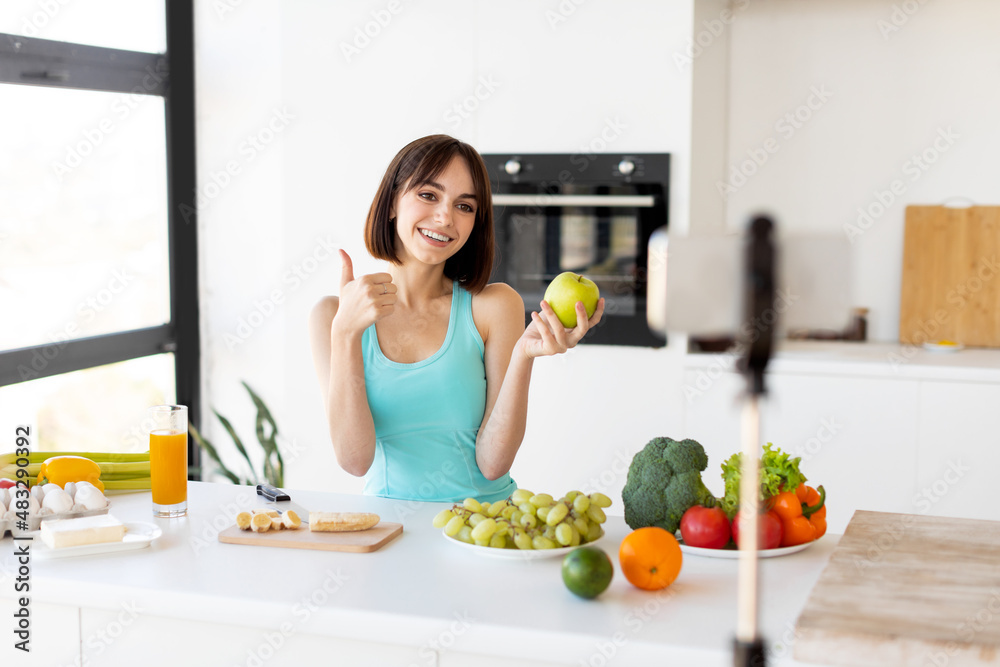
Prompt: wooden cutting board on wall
<box><xmin>794</xmin><ymin>510</ymin><xmax>1000</xmax><ymax>666</ymax></box>
<box><xmin>899</xmin><ymin>205</ymin><xmax>1000</xmax><ymax>347</ymax></box>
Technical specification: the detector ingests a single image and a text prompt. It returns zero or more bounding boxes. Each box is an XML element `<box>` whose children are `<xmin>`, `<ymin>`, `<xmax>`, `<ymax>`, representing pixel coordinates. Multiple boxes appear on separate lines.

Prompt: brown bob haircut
<box><xmin>365</xmin><ymin>134</ymin><xmax>495</xmax><ymax>294</ymax></box>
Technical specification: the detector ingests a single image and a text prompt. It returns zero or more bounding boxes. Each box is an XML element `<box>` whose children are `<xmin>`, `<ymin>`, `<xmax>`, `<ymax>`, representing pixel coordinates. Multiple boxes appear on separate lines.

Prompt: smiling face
<box><xmin>364</xmin><ymin>135</ymin><xmax>496</xmax><ymax>293</ymax></box>
<box><xmin>392</xmin><ymin>156</ymin><xmax>478</xmax><ymax>267</ymax></box>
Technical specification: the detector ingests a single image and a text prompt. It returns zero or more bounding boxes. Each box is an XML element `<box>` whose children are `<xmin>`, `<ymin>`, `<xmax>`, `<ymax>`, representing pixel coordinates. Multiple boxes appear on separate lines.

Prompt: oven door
<box><xmin>491</xmin><ymin>184</ymin><xmax>665</xmax><ymax>347</ymax></box>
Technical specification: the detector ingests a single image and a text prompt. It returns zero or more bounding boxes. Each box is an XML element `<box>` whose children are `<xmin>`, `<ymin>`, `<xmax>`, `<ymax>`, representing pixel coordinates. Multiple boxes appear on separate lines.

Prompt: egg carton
<box><xmin>1</xmin><ymin>505</ymin><xmax>111</xmax><ymax>537</ymax></box>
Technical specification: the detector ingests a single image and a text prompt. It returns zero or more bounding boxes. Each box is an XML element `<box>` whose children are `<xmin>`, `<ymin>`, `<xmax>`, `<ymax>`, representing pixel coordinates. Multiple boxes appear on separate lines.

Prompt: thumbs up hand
<box><xmin>332</xmin><ymin>250</ymin><xmax>396</xmax><ymax>336</ymax></box>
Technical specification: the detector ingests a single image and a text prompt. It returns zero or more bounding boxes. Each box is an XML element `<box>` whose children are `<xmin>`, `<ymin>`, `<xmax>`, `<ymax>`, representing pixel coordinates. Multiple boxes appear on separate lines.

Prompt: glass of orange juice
<box><xmin>149</xmin><ymin>405</ymin><xmax>188</xmax><ymax>518</ymax></box>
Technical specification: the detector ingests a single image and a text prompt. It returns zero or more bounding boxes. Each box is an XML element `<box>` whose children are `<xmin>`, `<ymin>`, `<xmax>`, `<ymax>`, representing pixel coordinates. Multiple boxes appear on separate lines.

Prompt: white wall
<box><xmin>194</xmin><ymin>0</ymin><xmax>1000</xmax><ymax>511</ymax></box>
<box><xmin>721</xmin><ymin>0</ymin><xmax>1000</xmax><ymax>341</ymax></box>
<box><xmin>194</xmin><ymin>1</ymin><xmax>288</xmax><ymax>482</ymax></box>
<box><xmin>195</xmin><ymin>0</ymin><xmax>695</xmax><ymax>502</ymax></box>
<box><xmin>278</xmin><ymin>0</ymin><xmax>696</xmax><ymax>500</ymax></box>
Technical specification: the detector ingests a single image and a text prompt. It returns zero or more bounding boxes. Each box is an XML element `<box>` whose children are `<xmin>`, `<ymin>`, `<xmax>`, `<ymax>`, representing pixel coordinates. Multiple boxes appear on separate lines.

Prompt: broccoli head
<box><xmin>621</xmin><ymin>436</ymin><xmax>717</xmax><ymax>533</ymax></box>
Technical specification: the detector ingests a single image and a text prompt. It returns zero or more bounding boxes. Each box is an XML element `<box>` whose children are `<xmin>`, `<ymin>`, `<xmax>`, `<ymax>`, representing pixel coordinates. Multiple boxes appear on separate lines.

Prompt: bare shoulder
<box><xmin>309</xmin><ymin>295</ymin><xmax>339</xmax><ymax>332</ymax></box>
<box><xmin>478</xmin><ymin>282</ymin><xmax>523</xmax><ymax>310</ymax></box>
<box><xmin>471</xmin><ymin>283</ymin><xmax>525</xmax><ymax>342</ymax></box>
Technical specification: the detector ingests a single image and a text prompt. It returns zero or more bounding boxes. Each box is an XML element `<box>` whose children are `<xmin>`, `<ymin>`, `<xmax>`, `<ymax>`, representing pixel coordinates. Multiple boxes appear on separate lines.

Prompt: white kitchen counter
<box><xmin>685</xmin><ymin>340</ymin><xmax>1000</xmax><ymax>383</ymax></box>
<box><xmin>1</xmin><ymin>482</ymin><xmax>838</xmax><ymax>667</ymax></box>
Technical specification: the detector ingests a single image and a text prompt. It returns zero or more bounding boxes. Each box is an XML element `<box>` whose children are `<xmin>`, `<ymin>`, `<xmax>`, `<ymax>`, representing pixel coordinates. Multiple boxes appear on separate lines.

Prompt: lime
<box><xmin>562</xmin><ymin>546</ymin><xmax>614</xmax><ymax>599</ymax></box>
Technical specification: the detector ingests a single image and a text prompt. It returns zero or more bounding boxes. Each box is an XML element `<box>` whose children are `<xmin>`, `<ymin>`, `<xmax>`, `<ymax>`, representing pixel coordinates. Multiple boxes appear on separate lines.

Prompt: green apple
<box><xmin>543</xmin><ymin>272</ymin><xmax>600</xmax><ymax>328</ymax></box>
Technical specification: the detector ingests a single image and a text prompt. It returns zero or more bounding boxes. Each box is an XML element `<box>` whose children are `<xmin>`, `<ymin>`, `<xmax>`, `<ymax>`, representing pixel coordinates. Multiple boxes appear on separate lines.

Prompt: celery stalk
<box><xmin>96</xmin><ymin>461</ymin><xmax>151</xmax><ymax>477</ymax></box>
<box><xmin>0</xmin><ymin>451</ymin><xmax>150</xmax><ymax>465</ymax></box>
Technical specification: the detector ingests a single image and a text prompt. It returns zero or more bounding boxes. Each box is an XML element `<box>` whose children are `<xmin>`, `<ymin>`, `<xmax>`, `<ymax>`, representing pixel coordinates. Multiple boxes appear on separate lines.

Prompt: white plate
<box><xmin>33</xmin><ymin>522</ymin><xmax>162</xmax><ymax>559</ymax></box>
<box><xmin>442</xmin><ymin>529</ymin><xmax>604</xmax><ymax>560</ymax></box>
<box><xmin>923</xmin><ymin>341</ymin><xmax>965</xmax><ymax>353</ymax></box>
<box><xmin>677</xmin><ymin>537</ymin><xmax>817</xmax><ymax>559</ymax></box>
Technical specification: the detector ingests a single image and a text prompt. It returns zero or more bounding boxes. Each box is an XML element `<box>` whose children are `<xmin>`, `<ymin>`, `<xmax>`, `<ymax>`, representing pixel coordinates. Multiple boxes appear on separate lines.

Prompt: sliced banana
<box><xmin>250</xmin><ymin>512</ymin><xmax>272</xmax><ymax>533</ymax></box>
<box><xmin>236</xmin><ymin>511</ymin><xmax>252</xmax><ymax>530</ymax></box>
<box><xmin>281</xmin><ymin>510</ymin><xmax>302</xmax><ymax>530</ymax></box>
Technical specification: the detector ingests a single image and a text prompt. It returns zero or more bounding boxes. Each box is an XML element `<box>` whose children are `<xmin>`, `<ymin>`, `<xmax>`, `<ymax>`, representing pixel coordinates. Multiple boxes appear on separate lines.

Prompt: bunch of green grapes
<box><xmin>432</xmin><ymin>488</ymin><xmax>613</xmax><ymax>550</ymax></box>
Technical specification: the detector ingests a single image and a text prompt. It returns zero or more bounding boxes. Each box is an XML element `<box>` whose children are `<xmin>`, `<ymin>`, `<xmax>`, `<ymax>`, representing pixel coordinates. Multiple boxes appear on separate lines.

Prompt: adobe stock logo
<box><xmin>716</xmin><ymin>85</ymin><xmax>833</xmax><ymax>201</ymax></box>
<box><xmin>339</xmin><ymin>0</ymin><xmax>411</xmax><ymax>63</ymax></box>
<box><xmin>843</xmin><ymin>126</ymin><xmax>959</xmax><ymax>244</ymax></box>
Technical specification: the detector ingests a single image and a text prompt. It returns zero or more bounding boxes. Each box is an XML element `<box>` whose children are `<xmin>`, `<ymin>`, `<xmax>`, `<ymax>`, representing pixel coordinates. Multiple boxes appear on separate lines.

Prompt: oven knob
<box><xmin>618</xmin><ymin>159</ymin><xmax>635</xmax><ymax>176</ymax></box>
<box><xmin>504</xmin><ymin>159</ymin><xmax>521</xmax><ymax>175</ymax></box>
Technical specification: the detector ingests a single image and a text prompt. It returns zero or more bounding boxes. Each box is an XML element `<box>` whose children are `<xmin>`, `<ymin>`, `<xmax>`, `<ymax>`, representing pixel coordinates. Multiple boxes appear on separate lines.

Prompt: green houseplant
<box><xmin>189</xmin><ymin>381</ymin><xmax>284</xmax><ymax>487</ymax></box>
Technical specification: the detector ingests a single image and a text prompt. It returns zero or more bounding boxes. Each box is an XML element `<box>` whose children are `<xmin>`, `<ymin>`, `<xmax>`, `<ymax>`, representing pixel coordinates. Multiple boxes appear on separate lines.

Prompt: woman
<box><xmin>308</xmin><ymin>135</ymin><xmax>604</xmax><ymax>502</ymax></box>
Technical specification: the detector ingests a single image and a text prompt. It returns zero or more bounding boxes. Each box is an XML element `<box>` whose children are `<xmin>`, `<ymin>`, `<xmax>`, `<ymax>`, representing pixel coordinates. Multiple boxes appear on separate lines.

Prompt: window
<box><xmin>0</xmin><ymin>2</ymin><xmax>199</xmax><ymax>454</ymax></box>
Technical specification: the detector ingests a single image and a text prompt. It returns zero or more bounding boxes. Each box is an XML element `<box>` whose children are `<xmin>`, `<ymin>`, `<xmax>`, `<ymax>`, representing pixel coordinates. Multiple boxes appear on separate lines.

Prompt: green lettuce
<box><xmin>720</xmin><ymin>443</ymin><xmax>807</xmax><ymax>518</ymax></box>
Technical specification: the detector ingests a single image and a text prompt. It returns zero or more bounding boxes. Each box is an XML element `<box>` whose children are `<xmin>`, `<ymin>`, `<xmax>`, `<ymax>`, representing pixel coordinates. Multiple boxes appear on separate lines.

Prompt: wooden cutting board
<box><xmin>794</xmin><ymin>510</ymin><xmax>1000</xmax><ymax>666</ymax></box>
<box><xmin>218</xmin><ymin>522</ymin><xmax>403</xmax><ymax>553</ymax></box>
<box><xmin>899</xmin><ymin>205</ymin><xmax>1000</xmax><ymax>347</ymax></box>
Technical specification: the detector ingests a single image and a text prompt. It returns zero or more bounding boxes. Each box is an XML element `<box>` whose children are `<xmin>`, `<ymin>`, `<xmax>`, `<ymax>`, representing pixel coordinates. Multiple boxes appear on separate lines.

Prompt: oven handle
<box><xmin>491</xmin><ymin>194</ymin><xmax>656</xmax><ymax>208</ymax></box>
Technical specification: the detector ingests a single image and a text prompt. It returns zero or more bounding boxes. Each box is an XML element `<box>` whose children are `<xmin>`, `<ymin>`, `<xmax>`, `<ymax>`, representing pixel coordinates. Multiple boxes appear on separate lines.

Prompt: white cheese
<box><xmin>40</xmin><ymin>514</ymin><xmax>126</xmax><ymax>549</ymax></box>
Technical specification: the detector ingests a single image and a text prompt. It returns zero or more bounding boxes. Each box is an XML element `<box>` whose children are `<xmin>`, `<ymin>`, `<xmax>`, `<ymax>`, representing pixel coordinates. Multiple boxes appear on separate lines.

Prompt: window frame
<box><xmin>0</xmin><ymin>2</ymin><xmax>201</xmax><ymax>437</ymax></box>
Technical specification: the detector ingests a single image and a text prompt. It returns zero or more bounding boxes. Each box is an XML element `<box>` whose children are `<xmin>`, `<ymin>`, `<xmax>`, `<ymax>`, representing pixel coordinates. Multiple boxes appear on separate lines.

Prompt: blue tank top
<box><xmin>360</xmin><ymin>281</ymin><xmax>517</xmax><ymax>503</ymax></box>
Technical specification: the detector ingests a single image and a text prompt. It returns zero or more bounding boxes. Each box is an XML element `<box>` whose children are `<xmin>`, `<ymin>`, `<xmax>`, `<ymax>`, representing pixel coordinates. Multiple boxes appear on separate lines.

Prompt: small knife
<box><xmin>256</xmin><ymin>484</ymin><xmax>310</xmax><ymax>524</ymax></box>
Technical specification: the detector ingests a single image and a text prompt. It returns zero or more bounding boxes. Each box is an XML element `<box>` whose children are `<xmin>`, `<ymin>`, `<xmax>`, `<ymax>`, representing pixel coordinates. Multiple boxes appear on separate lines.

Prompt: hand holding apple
<box><xmin>543</xmin><ymin>272</ymin><xmax>601</xmax><ymax>328</ymax></box>
<box><xmin>518</xmin><ymin>274</ymin><xmax>604</xmax><ymax>359</ymax></box>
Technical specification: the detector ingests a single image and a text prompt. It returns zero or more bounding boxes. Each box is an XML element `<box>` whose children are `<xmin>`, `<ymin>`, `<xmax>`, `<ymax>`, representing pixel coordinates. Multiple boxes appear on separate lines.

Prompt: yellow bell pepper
<box><xmin>36</xmin><ymin>455</ymin><xmax>105</xmax><ymax>492</ymax></box>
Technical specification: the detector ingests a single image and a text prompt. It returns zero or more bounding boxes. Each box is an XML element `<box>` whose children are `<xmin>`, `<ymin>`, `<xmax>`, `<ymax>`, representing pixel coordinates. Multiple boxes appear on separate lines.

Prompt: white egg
<box><xmin>42</xmin><ymin>488</ymin><xmax>73</xmax><ymax>514</ymax></box>
<box><xmin>0</xmin><ymin>488</ymin><xmax>8</xmax><ymax>508</ymax></box>
<box><xmin>75</xmin><ymin>486</ymin><xmax>109</xmax><ymax>511</ymax></box>
<box><xmin>42</xmin><ymin>483</ymin><xmax>62</xmax><ymax>496</ymax></box>
<box><xmin>75</xmin><ymin>481</ymin><xmax>96</xmax><ymax>492</ymax></box>
<box><xmin>27</xmin><ymin>495</ymin><xmax>40</xmax><ymax>515</ymax></box>
<box><xmin>30</xmin><ymin>485</ymin><xmax>45</xmax><ymax>502</ymax></box>
<box><xmin>63</xmin><ymin>482</ymin><xmax>77</xmax><ymax>499</ymax></box>
<box><xmin>0</xmin><ymin>494</ymin><xmax>6</xmax><ymax>514</ymax></box>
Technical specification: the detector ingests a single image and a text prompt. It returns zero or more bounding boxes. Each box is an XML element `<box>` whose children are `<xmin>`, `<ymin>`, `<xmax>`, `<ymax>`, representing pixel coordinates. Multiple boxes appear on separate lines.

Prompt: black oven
<box><xmin>484</xmin><ymin>153</ymin><xmax>670</xmax><ymax>347</ymax></box>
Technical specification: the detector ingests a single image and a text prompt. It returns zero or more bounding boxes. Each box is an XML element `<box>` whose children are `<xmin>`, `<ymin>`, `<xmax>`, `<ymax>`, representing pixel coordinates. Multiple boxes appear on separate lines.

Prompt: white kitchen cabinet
<box><xmin>915</xmin><ymin>381</ymin><xmax>1000</xmax><ymax>523</ymax></box>
<box><xmin>79</xmin><ymin>607</ymin><xmax>423</xmax><ymax>667</ymax></box>
<box><xmin>682</xmin><ymin>342</ymin><xmax>1000</xmax><ymax>534</ymax></box>
<box><xmin>680</xmin><ymin>366</ymin><xmax>745</xmax><ymax>491</ymax></box>
<box><xmin>764</xmin><ymin>373</ymin><xmax>920</xmax><ymax>531</ymax></box>
<box><xmin>684</xmin><ymin>366</ymin><xmax>920</xmax><ymax>534</ymax></box>
<box><xmin>0</xmin><ymin>598</ymin><xmax>78</xmax><ymax>665</ymax></box>
<box><xmin>512</xmin><ymin>344</ymin><xmax>687</xmax><ymax>518</ymax></box>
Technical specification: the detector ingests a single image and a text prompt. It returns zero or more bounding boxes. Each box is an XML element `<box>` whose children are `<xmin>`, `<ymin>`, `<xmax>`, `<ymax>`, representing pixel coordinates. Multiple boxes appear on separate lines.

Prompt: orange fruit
<box><xmin>618</xmin><ymin>527</ymin><xmax>683</xmax><ymax>591</ymax></box>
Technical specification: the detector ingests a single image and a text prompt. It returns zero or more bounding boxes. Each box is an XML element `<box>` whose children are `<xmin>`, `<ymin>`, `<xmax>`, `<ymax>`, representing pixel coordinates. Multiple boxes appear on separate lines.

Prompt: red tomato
<box><xmin>679</xmin><ymin>506</ymin><xmax>732</xmax><ymax>549</ymax></box>
<box><xmin>0</xmin><ymin>479</ymin><xmax>15</xmax><ymax>489</ymax></box>
<box><xmin>731</xmin><ymin>509</ymin><xmax>783</xmax><ymax>550</ymax></box>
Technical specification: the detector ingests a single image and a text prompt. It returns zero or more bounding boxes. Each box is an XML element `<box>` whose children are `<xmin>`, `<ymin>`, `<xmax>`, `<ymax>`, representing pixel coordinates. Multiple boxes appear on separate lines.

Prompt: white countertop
<box><xmin>685</xmin><ymin>340</ymin><xmax>1000</xmax><ymax>383</ymax></box>
<box><xmin>2</xmin><ymin>482</ymin><xmax>838</xmax><ymax>666</ymax></box>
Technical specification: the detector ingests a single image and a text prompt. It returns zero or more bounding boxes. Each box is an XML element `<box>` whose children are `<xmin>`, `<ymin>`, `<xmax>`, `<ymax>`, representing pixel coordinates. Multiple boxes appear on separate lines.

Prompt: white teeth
<box><xmin>421</xmin><ymin>229</ymin><xmax>450</xmax><ymax>242</ymax></box>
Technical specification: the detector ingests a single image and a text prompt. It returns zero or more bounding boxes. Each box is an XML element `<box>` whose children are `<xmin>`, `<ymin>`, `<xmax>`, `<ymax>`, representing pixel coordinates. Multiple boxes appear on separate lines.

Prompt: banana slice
<box><xmin>253</xmin><ymin>508</ymin><xmax>280</xmax><ymax>518</ymax></box>
<box><xmin>309</xmin><ymin>512</ymin><xmax>380</xmax><ymax>532</ymax></box>
<box><xmin>281</xmin><ymin>510</ymin><xmax>302</xmax><ymax>530</ymax></box>
<box><xmin>236</xmin><ymin>512</ymin><xmax>252</xmax><ymax>530</ymax></box>
<box><xmin>250</xmin><ymin>512</ymin><xmax>272</xmax><ymax>533</ymax></box>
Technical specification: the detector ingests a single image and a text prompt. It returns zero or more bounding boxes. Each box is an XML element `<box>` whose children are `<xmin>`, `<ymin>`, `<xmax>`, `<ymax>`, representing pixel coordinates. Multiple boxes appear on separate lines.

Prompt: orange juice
<box><xmin>150</xmin><ymin>430</ymin><xmax>188</xmax><ymax>505</ymax></box>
